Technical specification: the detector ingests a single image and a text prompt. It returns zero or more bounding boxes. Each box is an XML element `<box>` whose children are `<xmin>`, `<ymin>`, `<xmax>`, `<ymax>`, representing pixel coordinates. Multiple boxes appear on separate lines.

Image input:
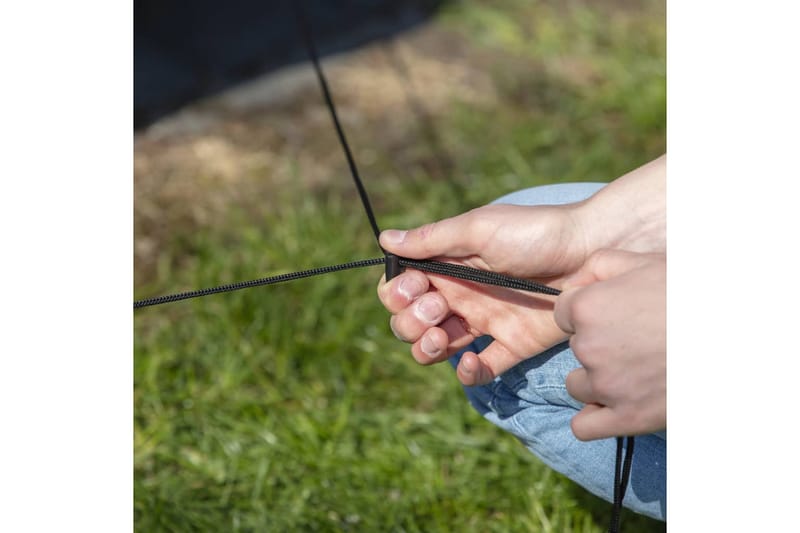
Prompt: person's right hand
<box><xmin>554</xmin><ymin>249</ymin><xmax>666</xmax><ymax>440</ymax></box>
<box><xmin>377</xmin><ymin>203</ymin><xmax>590</xmax><ymax>386</ymax></box>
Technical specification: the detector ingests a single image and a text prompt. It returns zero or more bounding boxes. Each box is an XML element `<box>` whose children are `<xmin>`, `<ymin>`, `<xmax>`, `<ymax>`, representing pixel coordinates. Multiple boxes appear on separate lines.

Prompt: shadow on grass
<box><xmin>566</xmin><ymin>481</ymin><xmax>667</xmax><ymax>532</ymax></box>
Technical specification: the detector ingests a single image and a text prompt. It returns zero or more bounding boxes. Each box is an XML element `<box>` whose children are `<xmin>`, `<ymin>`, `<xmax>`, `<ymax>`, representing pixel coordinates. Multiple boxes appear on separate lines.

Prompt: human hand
<box><xmin>377</xmin><ymin>203</ymin><xmax>588</xmax><ymax>386</ymax></box>
<box><xmin>378</xmin><ymin>155</ymin><xmax>666</xmax><ymax>388</ymax></box>
<box><xmin>554</xmin><ymin>249</ymin><xmax>666</xmax><ymax>441</ymax></box>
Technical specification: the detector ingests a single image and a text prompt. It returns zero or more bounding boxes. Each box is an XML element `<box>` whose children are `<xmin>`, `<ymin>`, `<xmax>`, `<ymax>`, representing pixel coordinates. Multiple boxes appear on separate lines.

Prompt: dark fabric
<box><xmin>135</xmin><ymin>0</ymin><xmax>444</xmax><ymax>128</ymax></box>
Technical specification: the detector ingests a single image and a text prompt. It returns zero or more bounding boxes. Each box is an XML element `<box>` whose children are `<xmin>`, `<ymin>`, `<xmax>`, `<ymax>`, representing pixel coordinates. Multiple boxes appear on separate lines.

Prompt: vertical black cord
<box><xmin>608</xmin><ymin>437</ymin><xmax>624</xmax><ymax>533</ymax></box>
<box><xmin>620</xmin><ymin>437</ymin><xmax>635</xmax><ymax>498</ymax></box>
<box><xmin>295</xmin><ymin>2</ymin><xmax>406</xmax><ymax>281</ymax></box>
<box><xmin>608</xmin><ymin>436</ymin><xmax>635</xmax><ymax>533</ymax></box>
<box><xmin>294</xmin><ymin>3</ymin><xmax>382</xmax><ymax>243</ymax></box>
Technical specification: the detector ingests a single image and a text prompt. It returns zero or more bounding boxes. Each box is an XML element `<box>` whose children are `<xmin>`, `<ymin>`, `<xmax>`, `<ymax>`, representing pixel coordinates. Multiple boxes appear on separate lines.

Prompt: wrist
<box><xmin>572</xmin><ymin>155</ymin><xmax>666</xmax><ymax>255</ymax></box>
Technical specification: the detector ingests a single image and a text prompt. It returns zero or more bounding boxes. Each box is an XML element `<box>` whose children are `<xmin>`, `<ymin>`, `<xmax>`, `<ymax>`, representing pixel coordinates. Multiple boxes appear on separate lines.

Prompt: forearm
<box><xmin>573</xmin><ymin>155</ymin><xmax>666</xmax><ymax>255</ymax></box>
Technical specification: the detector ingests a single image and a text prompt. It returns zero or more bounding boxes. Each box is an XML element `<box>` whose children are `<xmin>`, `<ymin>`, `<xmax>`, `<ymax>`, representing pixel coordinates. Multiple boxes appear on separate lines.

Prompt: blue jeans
<box><xmin>450</xmin><ymin>182</ymin><xmax>666</xmax><ymax>521</ymax></box>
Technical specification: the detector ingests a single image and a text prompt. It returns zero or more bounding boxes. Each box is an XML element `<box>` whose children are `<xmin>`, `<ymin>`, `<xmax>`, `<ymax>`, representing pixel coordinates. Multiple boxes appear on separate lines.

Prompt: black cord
<box><xmin>133</xmin><ymin>258</ymin><xmax>385</xmax><ymax>309</ymax></box>
<box><xmin>294</xmin><ymin>3</ymin><xmax>382</xmax><ymax>243</ymax></box>
<box><xmin>399</xmin><ymin>258</ymin><xmax>561</xmax><ymax>296</ymax></box>
<box><xmin>608</xmin><ymin>436</ymin><xmax>635</xmax><ymax>533</ymax></box>
<box><xmin>133</xmin><ymin>257</ymin><xmax>560</xmax><ymax>309</ymax></box>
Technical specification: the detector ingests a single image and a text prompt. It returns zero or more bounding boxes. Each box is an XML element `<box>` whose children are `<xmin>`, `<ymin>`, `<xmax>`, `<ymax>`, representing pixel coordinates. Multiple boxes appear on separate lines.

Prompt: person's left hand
<box><xmin>376</xmin><ymin>203</ymin><xmax>588</xmax><ymax>386</ymax></box>
<box><xmin>554</xmin><ymin>249</ymin><xmax>666</xmax><ymax>441</ymax></box>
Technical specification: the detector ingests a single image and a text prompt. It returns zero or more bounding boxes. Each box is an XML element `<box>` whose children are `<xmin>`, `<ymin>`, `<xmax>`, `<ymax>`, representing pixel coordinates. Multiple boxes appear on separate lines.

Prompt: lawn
<box><xmin>134</xmin><ymin>0</ymin><xmax>666</xmax><ymax>530</ymax></box>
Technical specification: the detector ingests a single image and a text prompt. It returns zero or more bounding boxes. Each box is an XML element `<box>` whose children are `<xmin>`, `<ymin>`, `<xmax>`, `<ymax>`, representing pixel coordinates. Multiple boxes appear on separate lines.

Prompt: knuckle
<box><xmin>591</xmin><ymin>373</ymin><xmax>615</xmax><ymax>399</ymax></box>
<box><xmin>588</xmin><ymin>247</ymin><xmax>614</xmax><ymax>266</ymax></box>
<box><xmin>569</xmin><ymin>294</ymin><xmax>593</xmax><ymax>326</ymax></box>
<box><xmin>583</xmin><ymin>248</ymin><xmax>614</xmax><ymax>276</ymax></box>
<box><xmin>568</xmin><ymin>333</ymin><xmax>595</xmax><ymax>361</ymax></box>
<box><xmin>567</xmin><ymin>287</ymin><xmax>605</xmax><ymax>331</ymax></box>
<box><xmin>416</xmin><ymin>222</ymin><xmax>438</xmax><ymax>242</ymax></box>
<box><xmin>627</xmin><ymin>409</ymin><xmax>647</xmax><ymax>434</ymax></box>
<box><xmin>622</xmin><ymin>404</ymin><xmax>662</xmax><ymax>436</ymax></box>
<box><xmin>412</xmin><ymin>222</ymin><xmax>443</xmax><ymax>256</ymax></box>
<box><xmin>464</xmin><ymin>207</ymin><xmax>495</xmax><ymax>244</ymax></box>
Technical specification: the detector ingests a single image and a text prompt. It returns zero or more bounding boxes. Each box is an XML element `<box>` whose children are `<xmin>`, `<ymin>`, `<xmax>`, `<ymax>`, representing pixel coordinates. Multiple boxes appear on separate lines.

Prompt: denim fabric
<box><xmin>449</xmin><ymin>182</ymin><xmax>666</xmax><ymax>521</ymax></box>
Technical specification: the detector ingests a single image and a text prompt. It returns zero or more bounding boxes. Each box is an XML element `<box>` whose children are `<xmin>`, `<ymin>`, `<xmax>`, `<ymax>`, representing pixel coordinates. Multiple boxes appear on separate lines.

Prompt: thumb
<box><xmin>379</xmin><ymin>210</ymin><xmax>486</xmax><ymax>259</ymax></box>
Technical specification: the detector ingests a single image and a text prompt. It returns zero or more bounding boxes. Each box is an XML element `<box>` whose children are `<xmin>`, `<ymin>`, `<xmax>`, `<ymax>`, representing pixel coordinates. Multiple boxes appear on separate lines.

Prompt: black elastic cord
<box><xmin>133</xmin><ymin>258</ymin><xmax>385</xmax><ymax>309</ymax></box>
<box><xmin>399</xmin><ymin>258</ymin><xmax>561</xmax><ymax>296</ymax></box>
<box><xmin>133</xmin><ymin>257</ymin><xmax>561</xmax><ymax>309</ymax></box>
<box><xmin>295</xmin><ymin>4</ymin><xmax>382</xmax><ymax>243</ymax></box>
<box><xmin>608</xmin><ymin>436</ymin><xmax>635</xmax><ymax>533</ymax></box>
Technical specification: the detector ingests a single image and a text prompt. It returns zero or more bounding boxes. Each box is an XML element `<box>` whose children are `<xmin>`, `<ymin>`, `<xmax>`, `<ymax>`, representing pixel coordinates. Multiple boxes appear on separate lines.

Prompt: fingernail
<box><xmin>397</xmin><ymin>277</ymin><xmax>423</xmax><ymax>301</ymax></box>
<box><xmin>382</xmin><ymin>229</ymin><xmax>407</xmax><ymax>245</ymax></box>
<box><xmin>420</xmin><ymin>335</ymin><xmax>441</xmax><ymax>358</ymax></box>
<box><xmin>414</xmin><ymin>296</ymin><xmax>443</xmax><ymax>324</ymax></box>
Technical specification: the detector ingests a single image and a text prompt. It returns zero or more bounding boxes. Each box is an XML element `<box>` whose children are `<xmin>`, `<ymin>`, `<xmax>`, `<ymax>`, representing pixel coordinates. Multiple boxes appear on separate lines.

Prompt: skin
<box><xmin>555</xmin><ymin>249</ymin><xmax>666</xmax><ymax>440</ymax></box>
<box><xmin>377</xmin><ymin>155</ymin><xmax>666</xmax><ymax>440</ymax></box>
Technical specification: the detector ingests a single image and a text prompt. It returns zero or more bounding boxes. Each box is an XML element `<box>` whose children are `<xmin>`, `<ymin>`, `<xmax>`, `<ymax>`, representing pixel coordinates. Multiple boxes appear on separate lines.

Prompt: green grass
<box><xmin>135</xmin><ymin>1</ymin><xmax>666</xmax><ymax>530</ymax></box>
